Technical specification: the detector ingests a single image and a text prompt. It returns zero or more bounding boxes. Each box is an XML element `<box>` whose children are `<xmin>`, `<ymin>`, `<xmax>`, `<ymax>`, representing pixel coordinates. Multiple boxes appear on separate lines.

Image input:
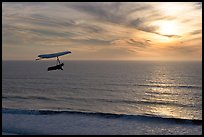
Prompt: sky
<box><xmin>2</xmin><ymin>2</ymin><xmax>202</xmax><ymax>61</ymax></box>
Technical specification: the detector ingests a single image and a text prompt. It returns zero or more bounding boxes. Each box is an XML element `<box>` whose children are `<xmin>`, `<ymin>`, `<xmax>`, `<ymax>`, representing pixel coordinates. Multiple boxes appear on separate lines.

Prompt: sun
<box><xmin>159</xmin><ymin>21</ymin><xmax>177</xmax><ymax>35</ymax></box>
<box><xmin>151</xmin><ymin>20</ymin><xmax>179</xmax><ymax>36</ymax></box>
<box><xmin>150</xmin><ymin>20</ymin><xmax>180</xmax><ymax>42</ymax></box>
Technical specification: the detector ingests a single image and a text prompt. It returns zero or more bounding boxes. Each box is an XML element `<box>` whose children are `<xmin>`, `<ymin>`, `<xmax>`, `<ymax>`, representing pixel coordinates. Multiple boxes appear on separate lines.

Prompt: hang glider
<box><xmin>36</xmin><ymin>51</ymin><xmax>71</xmax><ymax>59</ymax></box>
<box><xmin>36</xmin><ymin>50</ymin><xmax>71</xmax><ymax>71</ymax></box>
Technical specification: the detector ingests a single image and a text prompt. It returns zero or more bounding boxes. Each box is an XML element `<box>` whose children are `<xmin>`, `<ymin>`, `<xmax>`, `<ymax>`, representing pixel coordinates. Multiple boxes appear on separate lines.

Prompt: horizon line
<box><xmin>2</xmin><ymin>59</ymin><xmax>202</xmax><ymax>62</ymax></box>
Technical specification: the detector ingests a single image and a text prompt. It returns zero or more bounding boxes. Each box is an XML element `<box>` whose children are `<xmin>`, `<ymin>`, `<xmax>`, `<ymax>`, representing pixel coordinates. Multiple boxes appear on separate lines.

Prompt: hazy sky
<box><xmin>2</xmin><ymin>2</ymin><xmax>202</xmax><ymax>61</ymax></box>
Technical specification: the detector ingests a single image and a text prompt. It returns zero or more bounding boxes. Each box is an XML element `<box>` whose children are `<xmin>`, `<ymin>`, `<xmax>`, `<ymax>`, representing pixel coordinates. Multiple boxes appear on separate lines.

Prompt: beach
<box><xmin>2</xmin><ymin>108</ymin><xmax>202</xmax><ymax>135</ymax></box>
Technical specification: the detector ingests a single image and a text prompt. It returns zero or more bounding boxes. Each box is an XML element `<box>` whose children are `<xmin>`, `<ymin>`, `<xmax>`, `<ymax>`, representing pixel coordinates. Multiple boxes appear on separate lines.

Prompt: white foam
<box><xmin>2</xmin><ymin>112</ymin><xmax>202</xmax><ymax>135</ymax></box>
<box><xmin>2</xmin><ymin>132</ymin><xmax>17</xmax><ymax>135</ymax></box>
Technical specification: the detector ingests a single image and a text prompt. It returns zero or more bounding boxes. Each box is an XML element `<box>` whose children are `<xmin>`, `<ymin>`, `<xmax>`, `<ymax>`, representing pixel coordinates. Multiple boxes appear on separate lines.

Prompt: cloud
<box><xmin>71</xmin><ymin>39</ymin><xmax>111</xmax><ymax>46</ymax></box>
<box><xmin>2</xmin><ymin>2</ymin><xmax>202</xmax><ymax>60</ymax></box>
<box><xmin>194</xmin><ymin>2</ymin><xmax>202</xmax><ymax>9</ymax></box>
<box><xmin>65</xmin><ymin>2</ymin><xmax>135</xmax><ymax>24</ymax></box>
<box><xmin>2</xmin><ymin>2</ymin><xmax>181</xmax><ymax>46</ymax></box>
<box><xmin>166</xmin><ymin>45</ymin><xmax>201</xmax><ymax>56</ymax></box>
<box><xmin>66</xmin><ymin>2</ymin><xmax>169</xmax><ymax>35</ymax></box>
<box><xmin>189</xmin><ymin>30</ymin><xmax>202</xmax><ymax>35</ymax></box>
<box><xmin>155</xmin><ymin>33</ymin><xmax>181</xmax><ymax>38</ymax></box>
<box><xmin>111</xmin><ymin>37</ymin><xmax>151</xmax><ymax>53</ymax></box>
<box><xmin>126</xmin><ymin>38</ymin><xmax>150</xmax><ymax>48</ymax></box>
<box><xmin>128</xmin><ymin>18</ymin><xmax>159</xmax><ymax>34</ymax></box>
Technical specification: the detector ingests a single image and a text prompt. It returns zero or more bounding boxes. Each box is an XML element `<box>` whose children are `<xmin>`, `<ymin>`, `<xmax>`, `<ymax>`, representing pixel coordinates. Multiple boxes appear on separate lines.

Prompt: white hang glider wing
<box><xmin>36</xmin><ymin>51</ymin><xmax>71</xmax><ymax>60</ymax></box>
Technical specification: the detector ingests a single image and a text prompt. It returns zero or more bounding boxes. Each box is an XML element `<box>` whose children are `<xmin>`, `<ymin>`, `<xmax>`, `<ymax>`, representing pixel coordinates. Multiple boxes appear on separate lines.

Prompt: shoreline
<box><xmin>2</xmin><ymin>111</ymin><xmax>202</xmax><ymax>135</ymax></box>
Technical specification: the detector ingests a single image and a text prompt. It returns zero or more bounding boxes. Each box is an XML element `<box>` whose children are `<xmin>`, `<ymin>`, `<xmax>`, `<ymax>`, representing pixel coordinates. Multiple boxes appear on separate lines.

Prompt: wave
<box><xmin>2</xmin><ymin>108</ymin><xmax>202</xmax><ymax>125</ymax></box>
<box><xmin>92</xmin><ymin>98</ymin><xmax>196</xmax><ymax>108</ymax></box>
<box><xmin>3</xmin><ymin>94</ymin><xmax>196</xmax><ymax>109</ymax></box>
<box><xmin>105</xmin><ymin>83</ymin><xmax>202</xmax><ymax>90</ymax></box>
<box><xmin>55</xmin><ymin>96</ymin><xmax>195</xmax><ymax>108</ymax></box>
<box><xmin>136</xmin><ymin>84</ymin><xmax>202</xmax><ymax>89</ymax></box>
<box><xmin>2</xmin><ymin>95</ymin><xmax>55</xmax><ymax>101</ymax></box>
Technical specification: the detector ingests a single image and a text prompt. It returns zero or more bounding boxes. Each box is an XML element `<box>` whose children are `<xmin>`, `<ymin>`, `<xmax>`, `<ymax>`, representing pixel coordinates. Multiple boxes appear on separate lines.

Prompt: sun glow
<box><xmin>151</xmin><ymin>20</ymin><xmax>181</xmax><ymax>36</ymax></box>
<box><xmin>159</xmin><ymin>21</ymin><xmax>177</xmax><ymax>35</ymax></box>
<box><xmin>158</xmin><ymin>21</ymin><xmax>180</xmax><ymax>36</ymax></box>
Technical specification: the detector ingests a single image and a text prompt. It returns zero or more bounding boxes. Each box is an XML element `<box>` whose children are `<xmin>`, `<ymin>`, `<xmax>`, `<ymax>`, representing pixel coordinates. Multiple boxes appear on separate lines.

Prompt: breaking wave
<box><xmin>2</xmin><ymin>108</ymin><xmax>202</xmax><ymax>125</ymax></box>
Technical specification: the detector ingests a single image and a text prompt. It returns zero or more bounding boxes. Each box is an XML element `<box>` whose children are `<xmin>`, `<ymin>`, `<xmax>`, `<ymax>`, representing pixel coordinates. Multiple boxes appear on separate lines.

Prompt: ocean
<box><xmin>2</xmin><ymin>60</ymin><xmax>202</xmax><ymax>135</ymax></box>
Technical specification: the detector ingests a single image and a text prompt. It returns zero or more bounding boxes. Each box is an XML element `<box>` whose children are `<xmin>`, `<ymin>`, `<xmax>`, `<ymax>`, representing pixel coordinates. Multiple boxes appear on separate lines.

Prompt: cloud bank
<box><xmin>2</xmin><ymin>2</ymin><xmax>202</xmax><ymax>60</ymax></box>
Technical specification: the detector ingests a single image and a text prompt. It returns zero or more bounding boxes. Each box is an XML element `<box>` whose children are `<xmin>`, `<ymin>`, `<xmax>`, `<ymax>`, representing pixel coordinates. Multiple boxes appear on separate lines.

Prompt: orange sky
<box><xmin>2</xmin><ymin>2</ymin><xmax>202</xmax><ymax>61</ymax></box>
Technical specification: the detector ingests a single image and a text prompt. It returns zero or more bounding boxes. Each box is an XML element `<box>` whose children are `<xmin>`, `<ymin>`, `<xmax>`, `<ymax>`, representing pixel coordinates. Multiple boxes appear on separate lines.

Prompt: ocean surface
<box><xmin>2</xmin><ymin>60</ymin><xmax>202</xmax><ymax>134</ymax></box>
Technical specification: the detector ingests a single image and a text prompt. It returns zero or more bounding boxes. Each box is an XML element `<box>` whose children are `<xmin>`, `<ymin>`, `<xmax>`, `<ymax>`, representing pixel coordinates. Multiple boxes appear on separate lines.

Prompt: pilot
<box><xmin>48</xmin><ymin>63</ymin><xmax>64</xmax><ymax>71</ymax></box>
